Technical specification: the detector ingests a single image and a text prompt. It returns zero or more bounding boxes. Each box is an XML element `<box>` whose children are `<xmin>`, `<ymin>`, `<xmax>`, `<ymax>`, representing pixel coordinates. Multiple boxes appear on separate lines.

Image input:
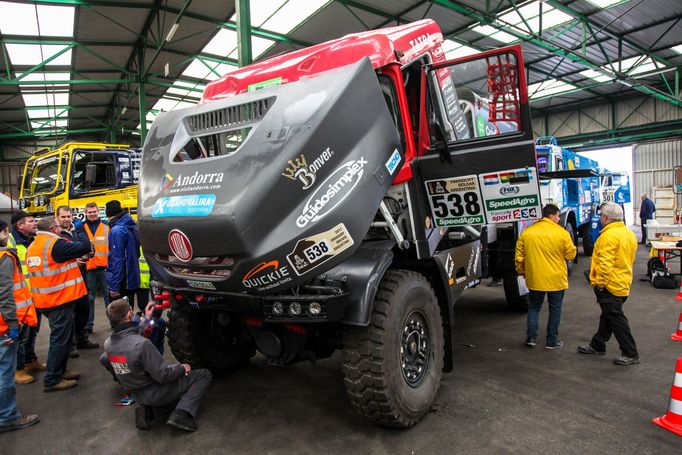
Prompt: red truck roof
<box><xmin>201</xmin><ymin>19</ymin><xmax>444</xmax><ymax>102</ymax></box>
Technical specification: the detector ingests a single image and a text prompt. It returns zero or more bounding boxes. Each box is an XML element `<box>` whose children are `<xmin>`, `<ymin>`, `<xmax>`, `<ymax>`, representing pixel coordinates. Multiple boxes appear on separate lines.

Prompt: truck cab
<box><xmin>140</xmin><ymin>19</ymin><xmax>541</xmax><ymax>427</ymax></box>
<box><xmin>18</xmin><ymin>142</ymin><xmax>140</xmax><ymax>220</ymax></box>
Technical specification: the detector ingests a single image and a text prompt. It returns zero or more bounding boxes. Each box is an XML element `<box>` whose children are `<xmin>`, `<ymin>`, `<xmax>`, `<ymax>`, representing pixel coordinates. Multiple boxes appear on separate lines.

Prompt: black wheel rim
<box><xmin>400</xmin><ymin>310</ymin><xmax>431</xmax><ymax>388</ymax></box>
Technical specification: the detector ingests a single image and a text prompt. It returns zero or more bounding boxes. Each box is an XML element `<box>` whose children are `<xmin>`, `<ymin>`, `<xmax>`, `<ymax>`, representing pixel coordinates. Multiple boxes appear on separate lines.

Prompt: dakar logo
<box><xmin>282</xmin><ymin>147</ymin><xmax>335</xmax><ymax>190</ymax></box>
<box><xmin>242</xmin><ymin>260</ymin><xmax>291</xmax><ymax>289</ymax></box>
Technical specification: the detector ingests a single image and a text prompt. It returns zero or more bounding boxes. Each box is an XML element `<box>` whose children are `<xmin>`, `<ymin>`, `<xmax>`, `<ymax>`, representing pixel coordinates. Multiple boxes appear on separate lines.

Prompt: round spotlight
<box><xmin>272</xmin><ymin>301</ymin><xmax>284</xmax><ymax>315</ymax></box>
<box><xmin>289</xmin><ymin>302</ymin><xmax>302</xmax><ymax>316</ymax></box>
<box><xmin>308</xmin><ymin>301</ymin><xmax>322</xmax><ymax>315</ymax></box>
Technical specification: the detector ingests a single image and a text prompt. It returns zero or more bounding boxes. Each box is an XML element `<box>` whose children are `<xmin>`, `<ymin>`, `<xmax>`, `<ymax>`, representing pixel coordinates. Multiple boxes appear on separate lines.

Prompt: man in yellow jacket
<box><xmin>578</xmin><ymin>202</ymin><xmax>639</xmax><ymax>365</ymax></box>
<box><xmin>515</xmin><ymin>204</ymin><xmax>577</xmax><ymax>349</ymax></box>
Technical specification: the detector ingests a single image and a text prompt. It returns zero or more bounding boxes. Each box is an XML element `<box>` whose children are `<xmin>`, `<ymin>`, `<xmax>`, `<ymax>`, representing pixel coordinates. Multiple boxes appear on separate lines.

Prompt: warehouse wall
<box><xmin>632</xmin><ymin>138</ymin><xmax>682</xmax><ymax>224</ymax></box>
<box><xmin>531</xmin><ymin>95</ymin><xmax>682</xmax><ymax>138</ymax></box>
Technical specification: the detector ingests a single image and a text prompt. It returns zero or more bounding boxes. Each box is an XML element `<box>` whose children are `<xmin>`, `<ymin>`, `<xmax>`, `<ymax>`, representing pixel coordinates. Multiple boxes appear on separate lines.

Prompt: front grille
<box><xmin>186</xmin><ymin>97</ymin><xmax>274</xmax><ymax>134</ymax></box>
<box><xmin>156</xmin><ymin>254</ymin><xmax>234</xmax><ymax>278</ymax></box>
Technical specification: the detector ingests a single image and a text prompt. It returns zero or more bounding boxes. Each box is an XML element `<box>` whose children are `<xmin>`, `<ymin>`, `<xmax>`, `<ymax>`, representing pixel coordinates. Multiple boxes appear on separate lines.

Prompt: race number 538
<box><xmin>430</xmin><ymin>191</ymin><xmax>481</xmax><ymax>217</ymax></box>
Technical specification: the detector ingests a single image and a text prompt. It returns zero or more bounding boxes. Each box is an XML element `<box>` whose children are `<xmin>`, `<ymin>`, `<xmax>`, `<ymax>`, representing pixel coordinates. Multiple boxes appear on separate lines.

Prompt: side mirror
<box><xmin>85</xmin><ymin>164</ymin><xmax>97</xmax><ymax>184</ymax></box>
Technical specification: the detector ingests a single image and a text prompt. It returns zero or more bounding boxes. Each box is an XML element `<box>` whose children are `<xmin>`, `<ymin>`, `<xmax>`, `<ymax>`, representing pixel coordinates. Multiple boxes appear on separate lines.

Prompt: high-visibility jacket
<box><xmin>590</xmin><ymin>221</ymin><xmax>637</xmax><ymax>297</ymax></box>
<box><xmin>8</xmin><ymin>233</ymin><xmax>30</xmax><ymax>288</ymax></box>
<box><xmin>139</xmin><ymin>247</ymin><xmax>150</xmax><ymax>289</ymax></box>
<box><xmin>0</xmin><ymin>250</ymin><xmax>37</xmax><ymax>334</ymax></box>
<box><xmin>26</xmin><ymin>232</ymin><xmax>87</xmax><ymax>310</ymax></box>
<box><xmin>515</xmin><ymin>218</ymin><xmax>577</xmax><ymax>292</ymax></box>
<box><xmin>85</xmin><ymin>221</ymin><xmax>109</xmax><ymax>270</ymax></box>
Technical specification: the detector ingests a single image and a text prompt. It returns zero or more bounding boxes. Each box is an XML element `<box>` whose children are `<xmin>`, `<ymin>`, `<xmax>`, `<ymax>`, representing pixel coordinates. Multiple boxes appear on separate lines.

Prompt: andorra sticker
<box><xmin>286</xmin><ymin>223</ymin><xmax>355</xmax><ymax>276</ymax></box>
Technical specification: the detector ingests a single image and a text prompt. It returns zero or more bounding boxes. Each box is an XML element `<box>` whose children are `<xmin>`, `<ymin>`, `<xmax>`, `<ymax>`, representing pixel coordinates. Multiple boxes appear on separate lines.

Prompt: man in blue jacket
<box><xmin>105</xmin><ymin>201</ymin><xmax>143</xmax><ymax>311</ymax></box>
<box><xmin>639</xmin><ymin>193</ymin><xmax>656</xmax><ymax>245</ymax></box>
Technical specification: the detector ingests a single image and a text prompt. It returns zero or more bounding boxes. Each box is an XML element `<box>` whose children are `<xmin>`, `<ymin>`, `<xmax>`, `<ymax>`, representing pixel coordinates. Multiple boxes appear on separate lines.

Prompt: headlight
<box><xmin>308</xmin><ymin>301</ymin><xmax>322</xmax><ymax>315</ymax></box>
<box><xmin>288</xmin><ymin>302</ymin><xmax>302</xmax><ymax>316</ymax></box>
<box><xmin>272</xmin><ymin>301</ymin><xmax>284</xmax><ymax>315</ymax></box>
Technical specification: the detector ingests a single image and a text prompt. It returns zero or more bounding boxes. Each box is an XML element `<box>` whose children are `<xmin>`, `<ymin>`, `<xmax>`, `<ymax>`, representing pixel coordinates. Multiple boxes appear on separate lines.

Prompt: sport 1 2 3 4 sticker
<box><xmin>424</xmin><ymin>175</ymin><xmax>485</xmax><ymax>227</ymax></box>
<box><xmin>478</xmin><ymin>167</ymin><xmax>541</xmax><ymax>223</ymax></box>
<box><xmin>286</xmin><ymin>223</ymin><xmax>355</xmax><ymax>276</ymax></box>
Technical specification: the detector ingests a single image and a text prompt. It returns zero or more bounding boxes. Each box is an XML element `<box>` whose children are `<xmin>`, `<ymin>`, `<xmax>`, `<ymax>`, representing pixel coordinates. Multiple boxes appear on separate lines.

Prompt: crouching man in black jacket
<box><xmin>100</xmin><ymin>299</ymin><xmax>212</xmax><ymax>432</ymax></box>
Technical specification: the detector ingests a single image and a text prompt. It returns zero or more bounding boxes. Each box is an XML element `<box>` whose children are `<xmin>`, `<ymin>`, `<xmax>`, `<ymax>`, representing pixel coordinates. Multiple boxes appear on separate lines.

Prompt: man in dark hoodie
<box><xmin>105</xmin><ymin>201</ymin><xmax>143</xmax><ymax>311</ymax></box>
<box><xmin>101</xmin><ymin>299</ymin><xmax>212</xmax><ymax>432</ymax></box>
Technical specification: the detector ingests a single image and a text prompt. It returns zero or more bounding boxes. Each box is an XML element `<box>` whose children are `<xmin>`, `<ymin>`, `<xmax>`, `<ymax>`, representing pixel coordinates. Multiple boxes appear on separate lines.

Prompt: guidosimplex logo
<box><xmin>242</xmin><ymin>260</ymin><xmax>290</xmax><ymax>289</ymax></box>
<box><xmin>296</xmin><ymin>158</ymin><xmax>368</xmax><ymax>228</ymax></box>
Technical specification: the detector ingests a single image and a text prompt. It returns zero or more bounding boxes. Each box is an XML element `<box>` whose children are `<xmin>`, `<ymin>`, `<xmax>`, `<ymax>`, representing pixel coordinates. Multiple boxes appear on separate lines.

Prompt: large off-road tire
<box><xmin>341</xmin><ymin>270</ymin><xmax>444</xmax><ymax>428</ymax></box>
<box><xmin>168</xmin><ymin>303</ymin><xmax>256</xmax><ymax>370</ymax></box>
<box><xmin>503</xmin><ymin>273</ymin><xmax>529</xmax><ymax>312</ymax></box>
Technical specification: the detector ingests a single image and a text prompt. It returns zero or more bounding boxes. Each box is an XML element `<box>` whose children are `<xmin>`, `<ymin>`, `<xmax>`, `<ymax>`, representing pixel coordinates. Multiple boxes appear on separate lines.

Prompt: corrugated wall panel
<box><xmin>617</xmin><ymin>97</ymin><xmax>656</xmax><ymax>128</ymax></box>
<box><xmin>655</xmin><ymin>99</ymin><xmax>682</xmax><ymax>122</ymax></box>
<box><xmin>0</xmin><ymin>162</ymin><xmax>25</xmax><ymax>203</ymax></box>
<box><xmin>580</xmin><ymin>104</ymin><xmax>611</xmax><ymax>133</ymax></box>
<box><xmin>632</xmin><ymin>138</ymin><xmax>682</xmax><ymax>222</ymax></box>
<box><xmin>548</xmin><ymin>111</ymin><xmax>580</xmax><ymax>137</ymax></box>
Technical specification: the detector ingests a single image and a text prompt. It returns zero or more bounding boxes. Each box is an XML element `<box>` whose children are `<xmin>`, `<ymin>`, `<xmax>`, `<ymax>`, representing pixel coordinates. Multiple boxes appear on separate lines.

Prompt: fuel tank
<box><xmin>139</xmin><ymin>58</ymin><xmax>403</xmax><ymax>294</ymax></box>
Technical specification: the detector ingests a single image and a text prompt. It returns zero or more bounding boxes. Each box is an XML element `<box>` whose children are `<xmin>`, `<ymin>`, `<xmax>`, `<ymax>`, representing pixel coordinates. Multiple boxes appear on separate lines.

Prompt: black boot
<box><xmin>166</xmin><ymin>410</ymin><xmax>197</xmax><ymax>432</ymax></box>
<box><xmin>135</xmin><ymin>405</ymin><xmax>153</xmax><ymax>430</ymax></box>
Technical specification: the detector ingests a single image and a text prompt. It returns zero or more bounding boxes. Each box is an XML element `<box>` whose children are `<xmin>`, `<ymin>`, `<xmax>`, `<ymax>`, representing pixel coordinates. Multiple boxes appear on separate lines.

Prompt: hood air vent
<box><xmin>186</xmin><ymin>97</ymin><xmax>274</xmax><ymax>134</ymax></box>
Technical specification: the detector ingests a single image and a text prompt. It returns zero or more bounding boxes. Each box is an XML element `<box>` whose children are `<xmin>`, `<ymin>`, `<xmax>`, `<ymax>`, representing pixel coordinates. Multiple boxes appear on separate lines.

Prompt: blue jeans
<box><xmin>43</xmin><ymin>305</ymin><xmax>75</xmax><ymax>388</ymax></box>
<box><xmin>85</xmin><ymin>269</ymin><xmax>109</xmax><ymax>331</ymax></box>
<box><xmin>0</xmin><ymin>339</ymin><xmax>20</xmax><ymax>424</ymax></box>
<box><xmin>527</xmin><ymin>290</ymin><xmax>565</xmax><ymax>345</ymax></box>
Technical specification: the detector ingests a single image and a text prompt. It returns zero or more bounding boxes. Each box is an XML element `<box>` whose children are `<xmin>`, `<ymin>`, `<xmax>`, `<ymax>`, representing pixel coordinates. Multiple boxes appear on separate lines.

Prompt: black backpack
<box><xmin>647</xmin><ymin>257</ymin><xmax>678</xmax><ymax>289</ymax></box>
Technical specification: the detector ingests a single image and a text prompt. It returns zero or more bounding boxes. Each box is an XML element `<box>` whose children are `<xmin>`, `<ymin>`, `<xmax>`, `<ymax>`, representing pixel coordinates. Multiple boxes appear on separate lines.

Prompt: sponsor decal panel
<box><xmin>287</xmin><ymin>223</ymin><xmax>354</xmax><ymax>276</ymax></box>
<box><xmin>152</xmin><ymin>194</ymin><xmax>216</xmax><ymax>218</ymax></box>
<box><xmin>479</xmin><ymin>167</ymin><xmax>541</xmax><ymax>224</ymax></box>
<box><xmin>242</xmin><ymin>260</ymin><xmax>292</xmax><ymax>291</ymax></box>
<box><xmin>444</xmin><ymin>253</ymin><xmax>455</xmax><ymax>285</ymax></box>
<box><xmin>282</xmin><ymin>147</ymin><xmax>335</xmax><ymax>190</ymax></box>
<box><xmin>162</xmin><ymin>171</ymin><xmax>224</xmax><ymax>194</ymax></box>
<box><xmin>296</xmin><ymin>158</ymin><xmax>367</xmax><ymax>228</ymax></box>
<box><xmin>186</xmin><ymin>280</ymin><xmax>216</xmax><ymax>290</ymax></box>
<box><xmin>425</xmin><ymin>175</ymin><xmax>485</xmax><ymax>227</ymax></box>
<box><xmin>385</xmin><ymin>148</ymin><xmax>401</xmax><ymax>175</ymax></box>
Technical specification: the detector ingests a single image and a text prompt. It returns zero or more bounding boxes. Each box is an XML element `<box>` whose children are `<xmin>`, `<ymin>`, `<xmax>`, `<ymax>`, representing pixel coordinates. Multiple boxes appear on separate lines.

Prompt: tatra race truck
<box><xmin>139</xmin><ymin>20</ymin><xmax>542</xmax><ymax>427</ymax></box>
<box><xmin>18</xmin><ymin>142</ymin><xmax>140</xmax><ymax>220</ymax></box>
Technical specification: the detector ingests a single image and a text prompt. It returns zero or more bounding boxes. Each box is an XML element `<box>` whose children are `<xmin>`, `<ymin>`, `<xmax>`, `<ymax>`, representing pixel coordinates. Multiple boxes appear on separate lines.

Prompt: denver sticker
<box><xmin>286</xmin><ymin>223</ymin><xmax>355</xmax><ymax>276</ymax></box>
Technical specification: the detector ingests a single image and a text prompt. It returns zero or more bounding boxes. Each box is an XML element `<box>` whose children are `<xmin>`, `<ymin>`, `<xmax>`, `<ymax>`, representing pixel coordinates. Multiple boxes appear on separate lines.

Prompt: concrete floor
<box><xmin>4</xmin><ymin>234</ymin><xmax>682</xmax><ymax>454</ymax></box>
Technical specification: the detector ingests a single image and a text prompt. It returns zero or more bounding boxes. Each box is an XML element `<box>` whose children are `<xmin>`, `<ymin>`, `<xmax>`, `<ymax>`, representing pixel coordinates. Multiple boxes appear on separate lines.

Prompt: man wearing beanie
<box><xmin>8</xmin><ymin>211</ymin><xmax>45</xmax><ymax>385</ymax></box>
<box><xmin>105</xmin><ymin>201</ymin><xmax>143</xmax><ymax>311</ymax></box>
<box><xmin>0</xmin><ymin>219</ymin><xmax>40</xmax><ymax>432</ymax></box>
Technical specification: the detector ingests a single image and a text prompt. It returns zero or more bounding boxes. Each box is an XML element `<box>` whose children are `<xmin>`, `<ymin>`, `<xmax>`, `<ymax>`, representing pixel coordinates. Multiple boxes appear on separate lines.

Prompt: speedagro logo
<box><xmin>296</xmin><ymin>157</ymin><xmax>368</xmax><ymax>228</ymax></box>
<box><xmin>282</xmin><ymin>147</ymin><xmax>335</xmax><ymax>190</ymax></box>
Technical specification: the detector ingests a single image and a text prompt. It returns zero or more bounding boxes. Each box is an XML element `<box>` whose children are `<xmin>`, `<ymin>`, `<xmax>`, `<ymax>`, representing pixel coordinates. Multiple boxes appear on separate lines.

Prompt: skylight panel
<box><xmin>227</xmin><ymin>36</ymin><xmax>275</xmax><ymax>60</ymax></box>
<box><xmin>202</xmin><ymin>29</ymin><xmax>238</xmax><ymax>57</ymax></box>
<box><xmin>5</xmin><ymin>44</ymin><xmax>72</xmax><ymax>66</ymax></box>
<box><xmin>495</xmin><ymin>2</ymin><xmax>571</xmax><ymax>34</ymax></box>
<box><xmin>181</xmin><ymin>59</ymin><xmax>217</xmax><ymax>80</ymax></box>
<box><xmin>260</xmin><ymin>0</ymin><xmax>332</xmax><ymax>35</ymax></box>
<box><xmin>21</xmin><ymin>93</ymin><xmax>49</xmax><ymax>107</ymax></box>
<box><xmin>584</xmin><ymin>0</ymin><xmax>629</xmax><ymax>8</ymax></box>
<box><xmin>619</xmin><ymin>55</ymin><xmax>658</xmax><ymax>75</ymax></box>
<box><xmin>528</xmin><ymin>78</ymin><xmax>576</xmax><ymax>99</ymax></box>
<box><xmin>442</xmin><ymin>40</ymin><xmax>479</xmax><ymax>60</ymax></box>
<box><xmin>471</xmin><ymin>25</ymin><xmax>517</xmax><ymax>44</ymax></box>
<box><xmin>37</xmin><ymin>5</ymin><xmax>75</xmax><ymax>37</ymax></box>
<box><xmin>0</xmin><ymin>1</ymin><xmax>39</xmax><ymax>35</ymax></box>
<box><xmin>31</xmin><ymin>119</ymin><xmax>68</xmax><ymax>129</ymax></box>
<box><xmin>17</xmin><ymin>72</ymin><xmax>71</xmax><ymax>87</ymax></box>
<box><xmin>673</xmin><ymin>45</ymin><xmax>682</xmax><ymax>55</ymax></box>
<box><xmin>580</xmin><ymin>69</ymin><xmax>613</xmax><ymax>83</ymax></box>
<box><xmin>27</xmin><ymin>108</ymin><xmax>57</xmax><ymax>119</ymax></box>
<box><xmin>229</xmin><ymin>0</ymin><xmax>287</xmax><ymax>27</ymax></box>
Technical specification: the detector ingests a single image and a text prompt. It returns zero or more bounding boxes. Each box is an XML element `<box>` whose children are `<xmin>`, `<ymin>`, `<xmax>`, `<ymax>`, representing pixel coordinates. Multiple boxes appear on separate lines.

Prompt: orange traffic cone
<box><xmin>673</xmin><ymin>310</ymin><xmax>682</xmax><ymax>342</ymax></box>
<box><xmin>653</xmin><ymin>358</ymin><xmax>682</xmax><ymax>436</ymax></box>
<box><xmin>675</xmin><ymin>279</ymin><xmax>682</xmax><ymax>301</ymax></box>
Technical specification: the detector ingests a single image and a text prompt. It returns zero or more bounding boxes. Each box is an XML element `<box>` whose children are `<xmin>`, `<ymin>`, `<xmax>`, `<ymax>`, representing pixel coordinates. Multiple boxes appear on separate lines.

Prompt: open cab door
<box><xmin>407</xmin><ymin>45</ymin><xmax>542</xmax><ymax>259</ymax></box>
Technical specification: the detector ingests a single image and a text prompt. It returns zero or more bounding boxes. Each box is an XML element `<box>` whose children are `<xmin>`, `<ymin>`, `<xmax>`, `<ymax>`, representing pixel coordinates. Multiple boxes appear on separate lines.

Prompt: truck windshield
<box><xmin>22</xmin><ymin>153</ymin><xmax>64</xmax><ymax>197</ymax></box>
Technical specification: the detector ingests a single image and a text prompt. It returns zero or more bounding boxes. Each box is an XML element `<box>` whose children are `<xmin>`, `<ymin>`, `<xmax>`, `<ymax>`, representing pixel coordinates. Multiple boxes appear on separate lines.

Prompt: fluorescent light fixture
<box><xmin>166</xmin><ymin>23</ymin><xmax>180</xmax><ymax>42</ymax></box>
<box><xmin>528</xmin><ymin>78</ymin><xmax>577</xmax><ymax>99</ymax></box>
<box><xmin>260</xmin><ymin>0</ymin><xmax>332</xmax><ymax>35</ymax></box>
<box><xmin>471</xmin><ymin>25</ymin><xmax>517</xmax><ymax>44</ymax></box>
<box><xmin>6</xmin><ymin>44</ymin><xmax>72</xmax><ymax>66</ymax></box>
<box><xmin>673</xmin><ymin>45</ymin><xmax>682</xmax><ymax>55</ymax></box>
<box><xmin>442</xmin><ymin>40</ymin><xmax>479</xmax><ymax>59</ymax></box>
<box><xmin>121</xmin><ymin>107</ymin><xmax>127</xmax><ymax>115</ymax></box>
<box><xmin>579</xmin><ymin>69</ymin><xmax>614</xmax><ymax>83</ymax></box>
<box><xmin>584</xmin><ymin>0</ymin><xmax>629</xmax><ymax>8</ymax></box>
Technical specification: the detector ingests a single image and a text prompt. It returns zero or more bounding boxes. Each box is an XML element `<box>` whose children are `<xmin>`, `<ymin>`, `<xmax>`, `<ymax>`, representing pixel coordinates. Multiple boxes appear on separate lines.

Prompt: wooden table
<box><xmin>650</xmin><ymin>241</ymin><xmax>682</xmax><ymax>275</ymax></box>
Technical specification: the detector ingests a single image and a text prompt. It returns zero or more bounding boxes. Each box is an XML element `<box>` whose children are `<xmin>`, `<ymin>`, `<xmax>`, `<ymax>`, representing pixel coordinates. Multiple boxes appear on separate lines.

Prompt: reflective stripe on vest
<box><xmin>26</xmin><ymin>233</ymin><xmax>87</xmax><ymax>310</ymax></box>
<box><xmin>85</xmin><ymin>221</ymin><xmax>109</xmax><ymax>270</ymax></box>
<box><xmin>8</xmin><ymin>233</ymin><xmax>30</xmax><ymax>288</ymax></box>
<box><xmin>0</xmin><ymin>250</ymin><xmax>37</xmax><ymax>333</ymax></box>
<box><xmin>139</xmin><ymin>247</ymin><xmax>150</xmax><ymax>289</ymax></box>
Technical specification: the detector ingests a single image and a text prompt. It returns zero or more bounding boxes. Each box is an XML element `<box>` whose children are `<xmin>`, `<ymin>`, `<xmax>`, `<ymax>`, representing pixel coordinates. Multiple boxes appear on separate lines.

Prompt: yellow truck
<box><xmin>18</xmin><ymin>142</ymin><xmax>140</xmax><ymax>220</ymax></box>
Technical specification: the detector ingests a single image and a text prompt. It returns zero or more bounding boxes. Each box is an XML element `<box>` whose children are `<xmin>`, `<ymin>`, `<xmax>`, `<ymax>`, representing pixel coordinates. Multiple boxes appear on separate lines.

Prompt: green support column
<box><xmin>236</xmin><ymin>0</ymin><xmax>252</xmax><ymax>67</ymax></box>
<box><xmin>137</xmin><ymin>41</ymin><xmax>147</xmax><ymax>144</ymax></box>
